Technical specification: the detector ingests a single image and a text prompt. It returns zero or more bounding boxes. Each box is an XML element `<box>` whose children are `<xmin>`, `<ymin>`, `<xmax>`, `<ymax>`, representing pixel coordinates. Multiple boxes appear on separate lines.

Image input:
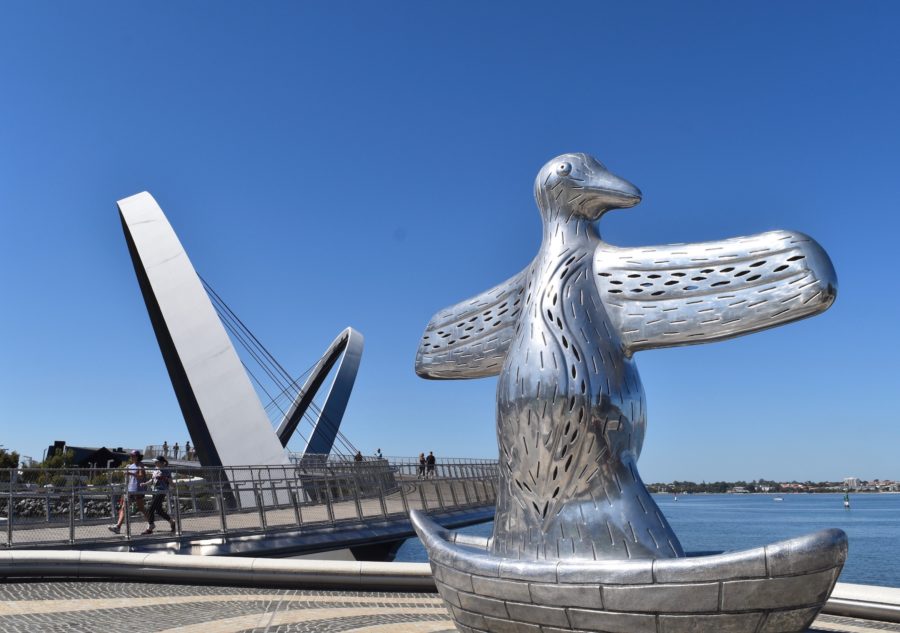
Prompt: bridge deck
<box><xmin>2</xmin><ymin>463</ymin><xmax>499</xmax><ymax>556</ymax></box>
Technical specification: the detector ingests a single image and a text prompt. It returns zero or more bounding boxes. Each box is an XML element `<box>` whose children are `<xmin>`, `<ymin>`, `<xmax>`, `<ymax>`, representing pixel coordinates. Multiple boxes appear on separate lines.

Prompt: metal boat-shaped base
<box><xmin>411</xmin><ymin>511</ymin><xmax>847</xmax><ymax>633</ymax></box>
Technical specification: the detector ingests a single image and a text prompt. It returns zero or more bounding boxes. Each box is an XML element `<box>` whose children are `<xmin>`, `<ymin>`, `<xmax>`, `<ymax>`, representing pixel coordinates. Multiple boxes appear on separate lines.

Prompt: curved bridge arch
<box><xmin>276</xmin><ymin>327</ymin><xmax>364</xmax><ymax>455</ymax></box>
<box><xmin>118</xmin><ymin>192</ymin><xmax>289</xmax><ymax>470</ymax></box>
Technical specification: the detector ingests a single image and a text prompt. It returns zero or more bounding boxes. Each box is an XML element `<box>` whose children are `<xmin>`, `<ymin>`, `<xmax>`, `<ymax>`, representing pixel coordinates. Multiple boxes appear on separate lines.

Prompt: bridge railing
<box><xmin>143</xmin><ymin>445</ymin><xmax>199</xmax><ymax>461</ymax></box>
<box><xmin>0</xmin><ymin>458</ymin><xmax>498</xmax><ymax>549</ymax></box>
<box><xmin>142</xmin><ymin>447</ymin><xmax>395</xmax><ymax>464</ymax></box>
<box><xmin>383</xmin><ymin>456</ymin><xmax>500</xmax><ymax>480</ymax></box>
<box><xmin>139</xmin><ymin>447</ymin><xmax>496</xmax><ymax>478</ymax></box>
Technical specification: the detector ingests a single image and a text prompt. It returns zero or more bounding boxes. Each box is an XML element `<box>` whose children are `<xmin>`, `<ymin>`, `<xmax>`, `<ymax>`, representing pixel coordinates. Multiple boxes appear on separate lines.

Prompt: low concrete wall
<box><xmin>0</xmin><ymin>551</ymin><xmax>897</xmax><ymax>623</ymax></box>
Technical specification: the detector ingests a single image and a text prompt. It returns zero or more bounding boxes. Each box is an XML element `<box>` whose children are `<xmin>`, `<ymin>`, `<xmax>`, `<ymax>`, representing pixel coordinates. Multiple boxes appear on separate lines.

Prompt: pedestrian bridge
<box><xmin>0</xmin><ymin>456</ymin><xmax>498</xmax><ymax>558</ymax></box>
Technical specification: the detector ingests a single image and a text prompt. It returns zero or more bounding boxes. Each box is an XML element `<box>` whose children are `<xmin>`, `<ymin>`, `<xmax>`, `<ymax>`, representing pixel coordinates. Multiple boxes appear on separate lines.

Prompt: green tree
<box><xmin>0</xmin><ymin>449</ymin><xmax>19</xmax><ymax>469</ymax></box>
<box><xmin>0</xmin><ymin>448</ymin><xmax>19</xmax><ymax>483</ymax></box>
<box><xmin>19</xmin><ymin>449</ymin><xmax>75</xmax><ymax>487</ymax></box>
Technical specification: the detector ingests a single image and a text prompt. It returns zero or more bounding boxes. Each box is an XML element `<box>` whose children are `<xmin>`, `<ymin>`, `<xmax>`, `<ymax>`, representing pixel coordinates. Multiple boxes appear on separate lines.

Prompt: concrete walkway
<box><xmin>0</xmin><ymin>581</ymin><xmax>897</xmax><ymax>633</ymax></box>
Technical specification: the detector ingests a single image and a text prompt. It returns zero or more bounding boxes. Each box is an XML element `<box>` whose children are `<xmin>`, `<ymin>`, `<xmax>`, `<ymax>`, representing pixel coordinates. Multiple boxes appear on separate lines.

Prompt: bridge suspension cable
<box><xmin>199</xmin><ymin>276</ymin><xmax>359</xmax><ymax>456</ymax></box>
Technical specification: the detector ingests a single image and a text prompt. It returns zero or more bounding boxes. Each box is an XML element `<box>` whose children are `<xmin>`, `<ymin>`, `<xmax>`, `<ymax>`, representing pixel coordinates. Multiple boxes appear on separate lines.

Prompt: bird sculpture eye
<box><xmin>556</xmin><ymin>162</ymin><xmax>572</xmax><ymax>177</ymax></box>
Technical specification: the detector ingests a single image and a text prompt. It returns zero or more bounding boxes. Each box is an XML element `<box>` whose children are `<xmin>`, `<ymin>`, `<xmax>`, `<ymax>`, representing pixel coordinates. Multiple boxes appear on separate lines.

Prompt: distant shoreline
<box><xmin>652</xmin><ymin>491</ymin><xmax>900</xmax><ymax>495</ymax></box>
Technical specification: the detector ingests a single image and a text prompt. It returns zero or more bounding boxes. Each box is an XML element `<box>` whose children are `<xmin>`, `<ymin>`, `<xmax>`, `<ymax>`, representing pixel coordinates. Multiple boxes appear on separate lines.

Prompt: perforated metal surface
<box><xmin>414</xmin><ymin>152</ymin><xmax>842</xmax><ymax>632</ymax></box>
<box><xmin>416</xmin><ymin>153</ymin><xmax>836</xmax><ymax>562</ymax></box>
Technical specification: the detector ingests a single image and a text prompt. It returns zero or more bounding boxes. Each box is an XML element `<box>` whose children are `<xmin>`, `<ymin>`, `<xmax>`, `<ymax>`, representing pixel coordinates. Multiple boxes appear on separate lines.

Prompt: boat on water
<box><xmin>774</xmin><ymin>496</ymin><xmax>784</xmax><ymax>501</ymax></box>
<box><xmin>412</xmin><ymin>510</ymin><xmax>847</xmax><ymax>633</ymax></box>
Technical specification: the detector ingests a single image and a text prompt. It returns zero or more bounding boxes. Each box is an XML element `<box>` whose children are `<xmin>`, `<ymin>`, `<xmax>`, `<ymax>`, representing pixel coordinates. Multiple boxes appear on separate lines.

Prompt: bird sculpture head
<box><xmin>534</xmin><ymin>153</ymin><xmax>642</xmax><ymax>221</ymax></box>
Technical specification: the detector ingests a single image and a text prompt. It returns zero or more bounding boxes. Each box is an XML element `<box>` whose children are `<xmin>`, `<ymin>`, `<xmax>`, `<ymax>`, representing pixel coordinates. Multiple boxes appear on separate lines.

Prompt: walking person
<box><xmin>142</xmin><ymin>455</ymin><xmax>176</xmax><ymax>534</ymax></box>
<box><xmin>418</xmin><ymin>453</ymin><xmax>426</xmax><ymax>479</ymax></box>
<box><xmin>184</xmin><ymin>441</ymin><xmax>192</xmax><ymax>460</ymax></box>
<box><xmin>162</xmin><ymin>441</ymin><xmax>168</xmax><ymax>458</ymax></box>
<box><xmin>108</xmin><ymin>450</ymin><xmax>147</xmax><ymax>534</ymax></box>
<box><xmin>426</xmin><ymin>451</ymin><xmax>436</xmax><ymax>479</ymax></box>
<box><xmin>172</xmin><ymin>442</ymin><xmax>179</xmax><ymax>460</ymax></box>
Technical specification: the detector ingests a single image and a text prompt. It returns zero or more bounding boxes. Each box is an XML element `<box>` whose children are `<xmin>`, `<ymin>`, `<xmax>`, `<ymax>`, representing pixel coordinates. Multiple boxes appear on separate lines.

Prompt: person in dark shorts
<box><xmin>426</xmin><ymin>451</ymin><xmax>436</xmax><ymax>478</ymax></box>
<box><xmin>418</xmin><ymin>453</ymin><xmax>426</xmax><ymax>479</ymax></box>
<box><xmin>142</xmin><ymin>455</ymin><xmax>175</xmax><ymax>534</ymax></box>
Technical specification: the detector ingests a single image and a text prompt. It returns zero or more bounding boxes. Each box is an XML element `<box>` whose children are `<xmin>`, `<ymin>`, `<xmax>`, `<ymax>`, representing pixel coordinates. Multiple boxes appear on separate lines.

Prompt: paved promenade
<box><xmin>0</xmin><ymin>581</ymin><xmax>897</xmax><ymax>633</ymax></box>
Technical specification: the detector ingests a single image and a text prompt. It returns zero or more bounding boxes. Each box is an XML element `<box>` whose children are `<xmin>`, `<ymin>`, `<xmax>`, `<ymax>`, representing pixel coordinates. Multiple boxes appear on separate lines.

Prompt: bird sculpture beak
<box><xmin>581</xmin><ymin>170</ymin><xmax>642</xmax><ymax>218</ymax></box>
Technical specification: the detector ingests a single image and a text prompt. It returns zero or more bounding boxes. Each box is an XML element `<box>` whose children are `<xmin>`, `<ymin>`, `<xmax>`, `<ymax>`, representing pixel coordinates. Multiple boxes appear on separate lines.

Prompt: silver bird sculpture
<box><xmin>415</xmin><ymin>153</ymin><xmax>837</xmax><ymax>563</ymax></box>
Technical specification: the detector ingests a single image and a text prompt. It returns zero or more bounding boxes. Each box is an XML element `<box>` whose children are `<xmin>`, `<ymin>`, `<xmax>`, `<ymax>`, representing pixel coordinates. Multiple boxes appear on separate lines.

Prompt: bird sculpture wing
<box><xmin>593</xmin><ymin>230</ymin><xmax>837</xmax><ymax>355</ymax></box>
<box><xmin>415</xmin><ymin>267</ymin><xmax>529</xmax><ymax>379</ymax></box>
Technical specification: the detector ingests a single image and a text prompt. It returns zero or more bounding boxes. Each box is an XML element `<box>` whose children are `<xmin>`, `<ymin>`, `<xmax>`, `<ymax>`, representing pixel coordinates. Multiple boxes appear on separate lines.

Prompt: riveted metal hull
<box><xmin>412</xmin><ymin>511</ymin><xmax>847</xmax><ymax>633</ymax></box>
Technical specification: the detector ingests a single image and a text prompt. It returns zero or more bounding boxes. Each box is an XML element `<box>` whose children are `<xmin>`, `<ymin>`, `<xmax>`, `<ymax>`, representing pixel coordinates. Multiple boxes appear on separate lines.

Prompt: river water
<box><xmin>394</xmin><ymin>493</ymin><xmax>900</xmax><ymax>588</ymax></box>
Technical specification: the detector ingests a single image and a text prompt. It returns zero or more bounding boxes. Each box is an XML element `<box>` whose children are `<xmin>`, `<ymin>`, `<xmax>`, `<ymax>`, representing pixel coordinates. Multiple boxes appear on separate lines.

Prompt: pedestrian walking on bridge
<box><xmin>142</xmin><ymin>455</ymin><xmax>175</xmax><ymax>534</ymax></box>
<box><xmin>107</xmin><ymin>450</ymin><xmax>147</xmax><ymax>534</ymax></box>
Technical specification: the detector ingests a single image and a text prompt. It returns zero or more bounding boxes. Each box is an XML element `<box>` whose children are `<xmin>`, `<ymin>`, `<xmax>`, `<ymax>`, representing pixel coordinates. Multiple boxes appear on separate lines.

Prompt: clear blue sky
<box><xmin>0</xmin><ymin>2</ymin><xmax>897</xmax><ymax>482</ymax></box>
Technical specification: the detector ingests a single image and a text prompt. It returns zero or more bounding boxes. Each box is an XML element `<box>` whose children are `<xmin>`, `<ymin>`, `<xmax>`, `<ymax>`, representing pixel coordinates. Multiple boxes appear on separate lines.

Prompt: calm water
<box><xmin>395</xmin><ymin>493</ymin><xmax>900</xmax><ymax>587</ymax></box>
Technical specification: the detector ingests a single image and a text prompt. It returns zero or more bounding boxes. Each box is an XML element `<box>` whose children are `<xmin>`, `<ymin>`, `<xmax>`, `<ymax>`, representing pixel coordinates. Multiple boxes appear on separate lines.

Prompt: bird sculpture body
<box><xmin>412</xmin><ymin>153</ymin><xmax>845</xmax><ymax>632</ymax></box>
<box><xmin>490</xmin><ymin>163</ymin><xmax>669</xmax><ymax>561</ymax></box>
<box><xmin>416</xmin><ymin>153</ymin><xmax>837</xmax><ymax>563</ymax></box>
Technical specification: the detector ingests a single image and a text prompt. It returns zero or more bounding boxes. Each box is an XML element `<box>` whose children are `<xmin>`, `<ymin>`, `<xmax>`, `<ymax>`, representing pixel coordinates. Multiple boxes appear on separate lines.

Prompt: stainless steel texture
<box><xmin>276</xmin><ymin>327</ymin><xmax>364</xmax><ymax>454</ymax></box>
<box><xmin>595</xmin><ymin>230</ymin><xmax>836</xmax><ymax>354</ymax></box>
<box><xmin>414</xmin><ymin>153</ymin><xmax>842</xmax><ymax>631</ymax></box>
<box><xmin>415</xmin><ymin>269</ymin><xmax>526</xmax><ymax>380</ymax></box>
<box><xmin>411</xmin><ymin>510</ymin><xmax>847</xmax><ymax>633</ymax></box>
<box><xmin>118</xmin><ymin>192</ymin><xmax>289</xmax><ymax>470</ymax></box>
<box><xmin>416</xmin><ymin>153</ymin><xmax>837</xmax><ymax>562</ymax></box>
<box><xmin>0</xmin><ymin>549</ymin><xmax>440</xmax><ymax>591</ymax></box>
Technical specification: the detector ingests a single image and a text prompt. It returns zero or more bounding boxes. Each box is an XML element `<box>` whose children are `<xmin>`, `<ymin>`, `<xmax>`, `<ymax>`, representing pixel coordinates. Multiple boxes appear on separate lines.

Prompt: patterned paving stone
<box><xmin>814</xmin><ymin>614</ymin><xmax>900</xmax><ymax>632</ymax></box>
<box><xmin>0</xmin><ymin>581</ymin><xmax>895</xmax><ymax>633</ymax></box>
<box><xmin>238</xmin><ymin>613</ymin><xmax>452</xmax><ymax>632</ymax></box>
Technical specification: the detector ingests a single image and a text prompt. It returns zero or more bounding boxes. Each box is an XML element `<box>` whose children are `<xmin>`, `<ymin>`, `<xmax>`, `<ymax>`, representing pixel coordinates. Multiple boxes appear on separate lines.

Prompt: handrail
<box><xmin>141</xmin><ymin>446</ymin><xmax>499</xmax><ymax>466</ymax></box>
<box><xmin>0</xmin><ymin>549</ymin><xmax>437</xmax><ymax>590</ymax></box>
<box><xmin>0</xmin><ymin>458</ymin><xmax>498</xmax><ymax>550</ymax></box>
<box><xmin>143</xmin><ymin>445</ymin><xmax>199</xmax><ymax>461</ymax></box>
<box><xmin>823</xmin><ymin>582</ymin><xmax>900</xmax><ymax>623</ymax></box>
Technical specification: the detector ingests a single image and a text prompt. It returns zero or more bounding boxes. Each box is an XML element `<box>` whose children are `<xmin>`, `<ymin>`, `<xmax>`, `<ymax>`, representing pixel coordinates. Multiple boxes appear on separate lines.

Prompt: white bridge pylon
<box><xmin>118</xmin><ymin>192</ymin><xmax>362</xmax><ymax>468</ymax></box>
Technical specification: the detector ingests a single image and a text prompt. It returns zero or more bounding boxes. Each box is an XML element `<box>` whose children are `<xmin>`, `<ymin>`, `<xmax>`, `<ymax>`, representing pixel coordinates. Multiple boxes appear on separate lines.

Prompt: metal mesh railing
<box><xmin>142</xmin><ymin>447</ymin><xmax>401</xmax><ymax>464</ymax></box>
<box><xmin>0</xmin><ymin>457</ymin><xmax>498</xmax><ymax>548</ymax></box>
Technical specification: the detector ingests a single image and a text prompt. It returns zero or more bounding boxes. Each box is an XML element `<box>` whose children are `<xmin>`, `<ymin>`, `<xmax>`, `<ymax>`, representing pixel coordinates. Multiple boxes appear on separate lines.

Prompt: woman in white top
<box><xmin>108</xmin><ymin>450</ymin><xmax>147</xmax><ymax>534</ymax></box>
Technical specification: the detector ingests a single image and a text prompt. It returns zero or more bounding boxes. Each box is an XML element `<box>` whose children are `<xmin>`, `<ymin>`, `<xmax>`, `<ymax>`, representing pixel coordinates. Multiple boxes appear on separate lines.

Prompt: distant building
<box><xmin>728</xmin><ymin>486</ymin><xmax>749</xmax><ymax>494</ymax></box>
<box><xmin>44</xmin><ymin>441</ymin><xmax>132</xmax><ymax>469</ymax></box>
<box><xmin>843</xmin><ymin>477</ymin><xmax>860</xmax><ymax>490</ymax></box>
